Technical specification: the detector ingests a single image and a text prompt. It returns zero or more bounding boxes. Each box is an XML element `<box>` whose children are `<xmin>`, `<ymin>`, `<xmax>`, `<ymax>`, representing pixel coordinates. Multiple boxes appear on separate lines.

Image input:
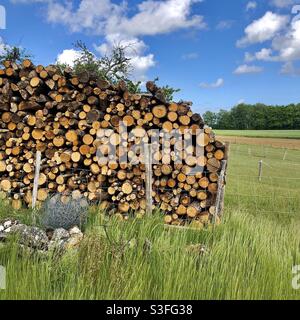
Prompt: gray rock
<box><xmin>48</xmin><ymin>239</ymin><xmax>66</xmax><ymax>253</ymax></box>
<box><xmin>52</xmin><ymin>228</ymin><xmax>70</xmax><ymax>241</ymax></box>
<box><xmin>0</xmin><ymin>232</ymin><xmax>8</xmax><ymax>241</ymax></box>
<box><xmin>0</xmin><ymin>218</ymin><xmax>19</xmax><ymax>232</ymax></box>
<box><xmin>0</xmin><ymin>218</ymin><xmax>84</xmax><ymax>253</ymax></box>
<box><xmin>47</xmin><ymin>228</ymin><xmax>70</xmax><ymax>253</ymax></box>
<box><xmin>10</xmin><ymin>224</ymin><xmax>49</xmax><ymax>250</ymax></box>
<box><xmin>69</xmin><ymin>226</ymin><xmax>81</xmax><ymax>235</ymax></box>
<box><xmin>62</xmin><ymin>226</ymin><xmax>84</xmax><ymax>250</ymax></box>
<box><xmin>4</xmin><ymin>221</ymin><xmax>12</xmax><ymax>228</ymax></box>
<box><xmin>64</xmin><ymin>233</ymin><xmax>83</xmax><ymax>249</ymax></box>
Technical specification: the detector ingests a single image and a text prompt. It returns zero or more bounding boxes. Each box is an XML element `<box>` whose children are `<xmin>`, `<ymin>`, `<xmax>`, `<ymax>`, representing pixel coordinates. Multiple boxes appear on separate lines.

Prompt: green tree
<box><xmin>65</xmin><ymin>42</ymin><xmax>180</xmax><ymax>98</ymax></box>
<box><xmin>204</xmin><ymin>103</ymin><xmax>300</xmax><ymax>130</ymax></box>
<box><xmin>203</xmin><ymin>111</ymin><xmax>217</xmax><ymax>127</ymax></box>
<box><xmin>160</xmin><ymin>85</ymin><xmax>180</xmax><ymax>102</ymax></box>
<box><xmin>216</xmin><ymin>109</ymin><xmax>233</xmax><ymax>129</ymax></box>
<box><xmin>153</xmin><ymin>77</ymin><xmax>180</xmax><ymax>101</ymax></box>
<box><xmin>71</xmin><ymin>41</ymin><xmax>131</xmax><ymax>83</ymax></box>
<box><xmin>0</xmin><ymin>44</ymin><xmax>32</xmax><ymax>63</ymax></box>
<box><xmin>56</xmin><ymin>41</ymin><xmax>141</xmax><ymax>93</ymax></box>
<box><xmin>252</xmin><ymin>104</ymin><xmax>267</xmax><ymax>129</ymax></box>
<box><xmin>230</xmin><ymin>104</ymin><xmax>253</xmax><ymax>129</ymax></box>
<box><xmin>293</xmin><ymin>104</ymin><xmax>300</xmax><ymax>129</ymax></box>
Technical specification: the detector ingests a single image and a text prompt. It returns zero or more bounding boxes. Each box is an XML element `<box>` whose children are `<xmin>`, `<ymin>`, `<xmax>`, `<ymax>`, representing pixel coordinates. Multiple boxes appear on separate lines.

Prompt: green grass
<box><xmin>215</xmin><ymin>130</ymin><xmax>300</xmax><ymax>139</ymax></box>
<box><xmin>0</xmin><ymin>143</ymin><xmax>300</xmax><ymax>300</ymax></box>
<box><xmin>226</xmin><ymin>144</ymin><xmax>300</xmax><ymax>223</ymax></box>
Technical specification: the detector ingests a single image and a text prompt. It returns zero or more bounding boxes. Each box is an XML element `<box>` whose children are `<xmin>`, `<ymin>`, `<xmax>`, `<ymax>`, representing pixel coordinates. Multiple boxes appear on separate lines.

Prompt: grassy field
<box><xmin>215</xmin><ymin>130</ymin><xmax>300</xmax><ymax>139</ymax></box>
<box><xmin>0</xmin><ymin>143</ymin><xmax>300</xmax><ymax>299</ymax></box>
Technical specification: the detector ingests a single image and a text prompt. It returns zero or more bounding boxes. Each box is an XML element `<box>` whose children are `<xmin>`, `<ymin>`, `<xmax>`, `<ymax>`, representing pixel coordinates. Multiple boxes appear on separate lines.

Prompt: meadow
<box><xmin>0</xmin><ymin>142</ymin><xmax>300</xmax><ymax>300</ymax></box>
<box><xmin>215</xmin><ymin>130</ymin><xmax>300</xmax><ymax>139</ymax></box>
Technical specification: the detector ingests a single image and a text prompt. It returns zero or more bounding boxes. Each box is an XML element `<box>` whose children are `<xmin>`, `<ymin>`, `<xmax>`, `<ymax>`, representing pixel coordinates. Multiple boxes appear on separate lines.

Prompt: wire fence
<box><xmin>1</xmin><ymin>142</ymin><xmax>300</xmax><ymax>222</ymax></box>
<box><xmin>223</xmin><ymin>144</ymin><xmax>300</xmax><ymax>219</ymax></box>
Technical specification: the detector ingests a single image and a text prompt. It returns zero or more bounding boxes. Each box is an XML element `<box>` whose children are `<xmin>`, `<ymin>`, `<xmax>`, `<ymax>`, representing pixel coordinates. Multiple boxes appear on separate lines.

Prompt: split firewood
<box><xmin>0</xmin><ymin>59</ymin><xmax>226</xmax><ymax>226</ymax></box>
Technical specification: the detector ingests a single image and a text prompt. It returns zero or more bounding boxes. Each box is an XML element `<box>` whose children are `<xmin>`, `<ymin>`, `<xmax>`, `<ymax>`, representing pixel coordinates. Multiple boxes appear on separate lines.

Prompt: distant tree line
<box><xmin>203</xmin><ymin>103</ymin><xmax>300</xmax><ymax>130</ymax></box>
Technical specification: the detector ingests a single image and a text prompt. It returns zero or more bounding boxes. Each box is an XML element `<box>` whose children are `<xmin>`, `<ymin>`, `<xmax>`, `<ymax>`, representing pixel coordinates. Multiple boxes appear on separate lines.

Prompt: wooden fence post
<box><xmin>213</xmin><ymin>142</ymin><xmax>230</xmax><ymax>224</ymax></box>
<box><xmin>258</xmin><ymin>160</ymin><xmax>263</xmax><ymax>182</ymax></box>
<box><xmin>144</xmin><ymin>143</ymin><xmax>153</xmax><ymax>216</ymax></box>
<box><xmin>283</xmin><ymin>149</ymin><xmax>288</xmax><ymax>161</ymax></box>
<box><xmin>225</xmin><ymin>142</ymin><xmax>231</xmax><ymax>160</ymax></box>
<box><xmin>213</xmin><ymin>160</ymin><xmax>227</xmax><ymax>224</ymax></box>
<box><xmin>32</xmin><ymin>150</ymin><xmax>41</xmax><ymax>210</ymax></box>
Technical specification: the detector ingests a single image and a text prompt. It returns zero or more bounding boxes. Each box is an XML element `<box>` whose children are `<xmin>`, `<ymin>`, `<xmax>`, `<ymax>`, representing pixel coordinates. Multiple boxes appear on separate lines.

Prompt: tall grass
<box><xmin>0</xmin><ymin>143</ymin><xmax>300</xmax><ymax>300</ymax></box>
<box><xmin>0</xmin><ymin>208</ymin><xmax>299</xmax><ymax>300</ymax></box>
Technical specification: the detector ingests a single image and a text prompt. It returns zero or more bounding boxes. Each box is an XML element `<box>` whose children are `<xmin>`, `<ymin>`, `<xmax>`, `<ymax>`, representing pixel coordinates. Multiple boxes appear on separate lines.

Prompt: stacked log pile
<box><xmin>0</xmin><ymin>60</ymin><xmax>226</xmax><ymax>227</ymax></box>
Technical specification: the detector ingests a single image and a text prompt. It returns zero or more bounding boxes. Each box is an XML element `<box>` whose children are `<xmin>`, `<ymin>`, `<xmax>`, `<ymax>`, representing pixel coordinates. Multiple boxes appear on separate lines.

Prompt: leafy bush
<box><xmin>153</xmin><ymin>77</ymin><xmax>180</xmax><ymax>102</ymax></box>
<box><xmin>59</xmin><ymin>41</ymin><xmax>180</xmax><ymax>97</ymax></box>
<box><xmin>0</xmin><ymin>44</ymin><xmax>32</xmax><ymax>63</ymax></box>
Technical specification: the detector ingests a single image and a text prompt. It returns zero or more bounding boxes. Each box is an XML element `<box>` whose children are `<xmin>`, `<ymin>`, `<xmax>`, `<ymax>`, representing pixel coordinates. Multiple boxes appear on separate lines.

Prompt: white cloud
<box><xmin>43</xmin><ymin>0</ymin><xmax>206</xmax><ymax>37</ymax></box>
<box><xmin>47</xmin><ymin>0</ymin><xmax>123</xmax><ymax>34</ymax></box>
<box><xmin>130</xmin><ymin>54</ymin><xmax>155</xmax><ymax>79</ymax></box>
<box><xmin>242</xmin><ymin>19</ymin><xmax>300</xmax><ymax>73</ymax></box>
<box><xmin>107</xmin><ymin>0</ymin><xmax>206</xmax><ymax>37</ymax></box>
<box><xmin>237</xmin><ymin>6</ymin><xmax>300</xmax><ymax>76</ymax></box>
<box><xmin>95</xmin><ymin>35</ymin><xmax>155</xmax><ymax>81</ymax></box>
<box><xmin>272</xmin><ymin>19</ymin><xmax>300</xmax><ymax>61</ymax></box>
<box><xmin>245</xmin><ymin>48</ymin><xmax>275</xmax><ymax>62</ymax></box>
<box><xmin>234</xmin><ymin>64</ymin><xmax>263</xmax><ymax>74</ymax></box>
<box><xmin>254</xmin><ymin>48</ymin><xmax>274</xmax><ymax>60</ymax></box>
<box><xmin>199</xmin><ymin>78</ymin><xmax>224</xmax><ymax>89</ymax></box>
<box><xmin>237</xmin><ymin>11</ymin><xmax>289</xmax><ymax>47</ymax></box>
<box><xmin>11</xmin><ymin>0</ymin><xmax>205</xmax><ymax>81</ymax></box>
<box><xmin>216</xmin><ymin>20</ymin><xmax>234</xmax><ymax>30</ymax></box>
<box><xmin>182</xmin><ymin>52</ymin><xmax>199</xmax><ymax>60</ymax></box>
<box><xmin>280</xmin><ymin>61</ymin><xmax>300</xmax><ymax>74</ymax></box>
<box><xmin>56</xmin><ymin>49</ymin><xmax>81</xmax><ymax>67</ymax></box>
<box><xmin>246</xmin><ymin>1</ymin><xmax>257</xmax><ymax>11</ymax></box>
<box><xmin>270</xmin><ymin>0</ymin><xmax>296</xmax><ymax>8</ymax></box>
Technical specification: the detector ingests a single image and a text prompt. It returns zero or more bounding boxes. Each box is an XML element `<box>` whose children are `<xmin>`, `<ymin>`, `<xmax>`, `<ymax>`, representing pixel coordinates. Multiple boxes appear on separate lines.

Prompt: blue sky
<box><xmin>0</xmin><ymin>0</ymin><xmax>300</xmax><ymax>114</ymax></box>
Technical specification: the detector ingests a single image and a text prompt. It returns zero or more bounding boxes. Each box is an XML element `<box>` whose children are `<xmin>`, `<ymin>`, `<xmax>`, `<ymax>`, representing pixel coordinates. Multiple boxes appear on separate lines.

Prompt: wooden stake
<box><xmin>283</xmin><ymin>149</ymin><xmax>288</xmax><ymax>161</ymax></box>
<box><xmin>32</xmin><ymin>151</ymin><xmax>41</xmax><ymax>209</ymax></box>
<box><xmin>144</xmin><ymin>143</ymin><xmax>153</xmax><ymax>216</ymax></box>
<box><xmin>258</xmin><ymin>160</ymin><xmax>263</xmax><ymax>182</ymax></box>
<box><xmin>224</xmin><ymin>142</ymin><xmax>231</xmax><ymax>160</ymax></box>
<box><xmin>213</xmin><ymin>160</ymin><xmax>227</xmax><ymax>223</ymax></box>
